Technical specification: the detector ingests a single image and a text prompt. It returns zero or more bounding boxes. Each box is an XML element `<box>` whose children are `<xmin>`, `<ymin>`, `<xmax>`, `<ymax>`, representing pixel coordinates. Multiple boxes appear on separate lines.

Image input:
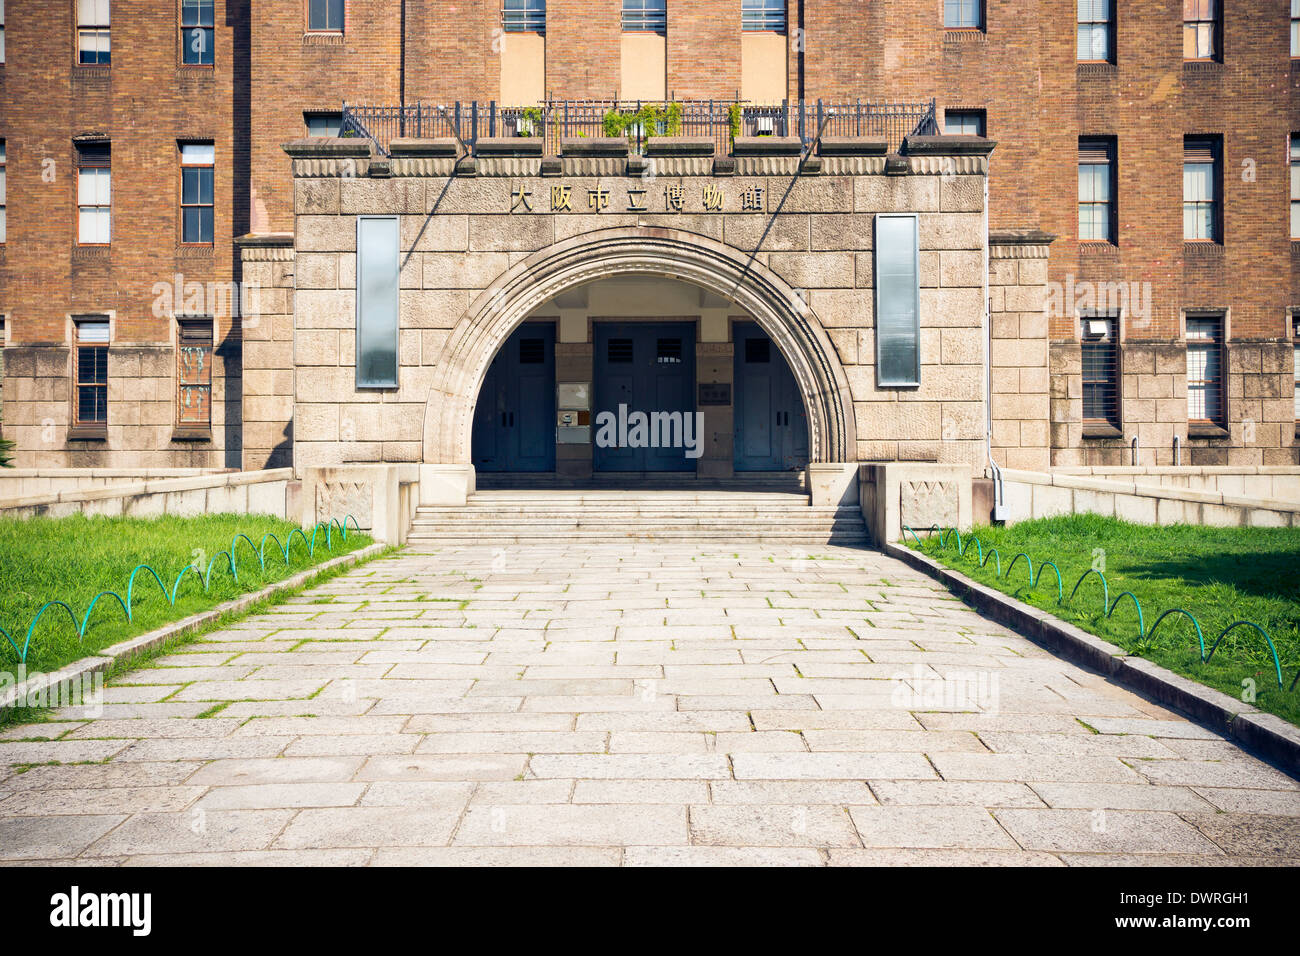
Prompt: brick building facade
<box><xmin>0</xmin><ymin>1</ymin><xmax>1297</xmax><ymax>473</ymax></box>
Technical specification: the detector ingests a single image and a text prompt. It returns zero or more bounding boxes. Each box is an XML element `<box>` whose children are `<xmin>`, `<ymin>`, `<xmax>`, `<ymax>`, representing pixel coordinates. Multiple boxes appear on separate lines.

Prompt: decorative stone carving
<box><xmin>901</xmin><ymin>480</ymin><xmax>959</xmax><ymax>530</ymax></box>
<box><xmin>316</xmin><ymin>480</ymin><xmax>374</xmax><ymax>530</ymax></box>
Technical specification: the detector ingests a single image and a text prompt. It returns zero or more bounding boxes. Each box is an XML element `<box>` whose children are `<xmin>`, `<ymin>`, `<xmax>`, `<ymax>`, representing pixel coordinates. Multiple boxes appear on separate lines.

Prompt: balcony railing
<box><xmin>339</xmin><ymin>98</ymin><xmax>939</xmax><ymax>159</ymax></box>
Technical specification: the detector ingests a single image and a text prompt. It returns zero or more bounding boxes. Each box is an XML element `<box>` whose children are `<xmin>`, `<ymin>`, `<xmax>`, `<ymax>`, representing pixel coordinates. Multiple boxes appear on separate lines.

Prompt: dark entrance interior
<box><xmin>593</xmin><ymin>321</ymin><xmax>697</xmax><ymax>473</ymax></box>
<box><xmin>471</xmin><ymin>322</ymin><xmax>556</xmax><ymax>472</ymax></box>
<box><xmin>733</xmin><ymin>322</ymin><xmax>809</xmax><ymax>472</ymax></box>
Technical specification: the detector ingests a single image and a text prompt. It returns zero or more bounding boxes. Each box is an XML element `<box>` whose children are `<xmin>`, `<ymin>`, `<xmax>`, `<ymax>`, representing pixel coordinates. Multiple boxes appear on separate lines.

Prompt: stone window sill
<box><xmin>1077</xmin><ymin>62</ymin><xmax>1117</xmax><ymax>77</ymax></box>
<box><xmin>67</xmin><ymin>425</ymin><xmax>107</xmax><ymax>441</ymax></box>
<box><xmin>1188</xmin><ymin>422</ymin><xmax>1229</xmax><ymax>439</ymax></box>
<box><xmin>172</xmin><ymin>427</ymin><xmax>212</xmax><ymax>442</ymax></box>
<box><xmin>1082</xmin><ymin>422</ymin><xmax>1123</xmax><ymax>439</ymax></box>
<box><xmin>1184</xmin><ymin>241</ymin><xmax>1224</xmax><ymax>258</ymax></box>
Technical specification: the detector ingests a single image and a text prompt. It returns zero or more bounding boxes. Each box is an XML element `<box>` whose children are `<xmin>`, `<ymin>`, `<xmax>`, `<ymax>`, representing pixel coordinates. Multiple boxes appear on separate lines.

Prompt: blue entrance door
<box><xmin>593</xmin><ymin>322</ymin><xmax>696</xmax><ymax>473</ymax></box>
<box><xmin>734</xmin><ymin>322</ymin><xmax>809</xmax><ymax>471</ymax></box>
<box><xmin>472</xmin><ymin>323</ymin><xmax>556</xmax><ymax>472</ymax></box>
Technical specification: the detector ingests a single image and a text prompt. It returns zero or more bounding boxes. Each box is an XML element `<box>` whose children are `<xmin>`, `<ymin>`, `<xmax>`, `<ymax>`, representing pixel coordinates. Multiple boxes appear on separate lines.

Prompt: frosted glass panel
<box><xmin>874</xmin><ymin>215</ymin><xmax>921</xmax><ymax>387</ymax></box>
<box><xmin>356</xmin><ymin>217</ymin><xmax>399</xmax><ymax>389</ymax></box>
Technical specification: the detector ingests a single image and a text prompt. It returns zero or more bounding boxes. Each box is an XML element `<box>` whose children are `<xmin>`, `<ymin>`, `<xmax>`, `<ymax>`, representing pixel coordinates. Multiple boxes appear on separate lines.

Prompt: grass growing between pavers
<box><xmin>0</xmin><ymin>513</ymin><xmax>374</xmax><ymax>681</ymax></box>
<box><xmin>907</xmin><ymin>514</ymin><xmax>1300</xmax><ymax>725</ymax></box>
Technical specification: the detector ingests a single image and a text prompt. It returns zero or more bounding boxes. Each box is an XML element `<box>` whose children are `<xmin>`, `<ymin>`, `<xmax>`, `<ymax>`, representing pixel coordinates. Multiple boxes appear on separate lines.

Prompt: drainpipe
<box><xmin>1173</xmin><ymin>434</ymin><xmax>1182</xmax><ymax>467</ymax></box>
<box><xmin>398</xmin><ymin>0</ymin><xmax>407</xmax><ymax>135</ymax></box>
<box><xmin>983</xmin><ymin>158</ymin><xmax>1006</xmax><ymax>521</ymax></box>
<box><xmin>1130</xmin><ymin>435</ymin><xmax>1141</xmax><ymax>467</ymax></box>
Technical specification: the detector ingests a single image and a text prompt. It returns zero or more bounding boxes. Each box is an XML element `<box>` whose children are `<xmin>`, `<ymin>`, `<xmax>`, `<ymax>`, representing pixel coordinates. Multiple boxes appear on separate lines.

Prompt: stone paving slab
<box><xmin>1</xmin><ymin>543</ymin><xmax>1297</xmax><ymax>866</ymax></box>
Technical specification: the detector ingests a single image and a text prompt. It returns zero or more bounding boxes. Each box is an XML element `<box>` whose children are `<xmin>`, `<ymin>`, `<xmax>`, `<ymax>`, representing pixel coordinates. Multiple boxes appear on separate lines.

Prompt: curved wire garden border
<box><xmin>1</xmin><ymin>517</ymin><xmax>363</xmax><ymax>666</ymax></box>
<box><xmin>902</xmin><ymin>524</ymin><xmax>1299</xmax><ymax>693</ymax></box>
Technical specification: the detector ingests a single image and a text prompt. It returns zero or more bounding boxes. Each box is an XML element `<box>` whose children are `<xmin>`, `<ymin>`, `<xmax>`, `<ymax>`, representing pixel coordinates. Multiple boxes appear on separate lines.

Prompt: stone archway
<box><xmin>422</xmin><ymin>226</ymin><xmax>857</xmax><ymax>466</ymax></box>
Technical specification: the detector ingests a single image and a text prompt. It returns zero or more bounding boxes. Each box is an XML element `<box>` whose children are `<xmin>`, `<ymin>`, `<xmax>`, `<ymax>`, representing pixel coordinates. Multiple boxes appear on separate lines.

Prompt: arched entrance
<box><xmin>423</xmin><ymin>227</ymin><xmax>856</xmax><ymax>469</ymax></box>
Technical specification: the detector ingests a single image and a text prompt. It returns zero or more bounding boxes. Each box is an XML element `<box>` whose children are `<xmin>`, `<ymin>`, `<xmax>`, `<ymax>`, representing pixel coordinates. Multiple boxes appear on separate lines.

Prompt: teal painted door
<box><xmin>734</xmin><ymin>322</ymin><xmax>809</xmax><ymax>471</ymax></box>
<box><xmin>472</xmin><ymin>323</ymin><xmax>556</xmax><ymax>472</ymax></box>
<box><xmin>593</xmin><ymin>322</ymin><xmax>696</xmax><ymax>473</ymax></box>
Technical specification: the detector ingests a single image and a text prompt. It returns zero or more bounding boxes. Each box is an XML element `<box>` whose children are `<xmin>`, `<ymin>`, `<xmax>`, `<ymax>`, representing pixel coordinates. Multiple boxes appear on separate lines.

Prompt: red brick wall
<box><xmin>668</xmin><ymin>0</ymin><xmax>742</xmax><ymax>99</ymax></box>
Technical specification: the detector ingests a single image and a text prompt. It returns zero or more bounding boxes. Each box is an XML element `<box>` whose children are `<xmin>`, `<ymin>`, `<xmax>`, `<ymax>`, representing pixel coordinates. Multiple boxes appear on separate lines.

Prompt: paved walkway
<box><xmin>2</xmin><ymin>544</ymin><xmax>1297</xmax><ymax>866</ymax></box>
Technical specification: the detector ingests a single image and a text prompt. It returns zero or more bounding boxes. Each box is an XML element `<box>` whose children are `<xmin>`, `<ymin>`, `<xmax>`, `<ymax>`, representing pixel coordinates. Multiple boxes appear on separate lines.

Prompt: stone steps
<box><xmin>407</xmin><ymin>490</ymin><xmax>869</xmax><ymax>546</ymax></box>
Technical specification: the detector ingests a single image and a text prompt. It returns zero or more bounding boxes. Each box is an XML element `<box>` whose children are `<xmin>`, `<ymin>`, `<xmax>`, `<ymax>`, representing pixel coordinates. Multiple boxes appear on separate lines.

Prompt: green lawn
<box><xmin>905</xmin><ymin>514</ymin><xmax>1300</xmax><ymax>726</ymax></box>
<box><xmin>0</xmin><ymin>513</ymin><xmax>372</xmax><ymax>679</ymax></box>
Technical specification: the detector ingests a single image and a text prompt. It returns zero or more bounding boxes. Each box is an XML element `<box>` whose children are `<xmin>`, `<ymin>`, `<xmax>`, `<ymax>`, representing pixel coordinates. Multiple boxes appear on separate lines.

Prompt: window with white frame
<box><xmin>0</xmin><ymin>140</ymin><xmax>6</xmax><ymax>244</ymax></box>
<box><xmin>1183</xmin><ymin>136</ymin><xmax>1219</xmax><ymax>242</ymax></box>
<box><xmin>1291</xmin><ymin>134</ymin><xmax>1300</xmax><ymax>240</ymax></box>
<box><xmin>1081</xmin><ymin>315</ymin><xmax>1121</xmax><ymax>429</ymax></box>
<box><xmin>76</xmin><ymin>142</ymin><xmax>111</xmax><ymax>245</ymax></box>
<box><xmin>181</xmin><ymin>0</ymin><xmax>214</xmax><ymax>65</ymax></box>
<box><xmin>1079</xmin><ymin>138</ymin><xmax>1115</xmax><ymax>242</ymax></box>
<box><xmin>944</xmin><ymin>0</ymin><xmax>982</xmax><ymax>29</ymax></box>
<box><xmin>307</xmin><ymin>0</ymin><xmax>343</xmax><ymax>33</ymax></box>
<box><xmin>622</xmin><ymin>0</ymin><xmax>666</xmax><ymax>33</ymax></box>
<box><xmin>181</xmin><ymin>143</ymin><xmax>214</xmax><ymax>244</ymax></box>
<box><xmin>742</xmin><ymin>0</ymin><xmax>786</xmax><ymax>32</ymax></box>
<box><xmin>1293</xmin><ymin>315</ymin><xmax>1300</xmax><ymax>424</ymax></box>
<box><xmin>1</xmin><ymin>0</ymin><xmax>6</xmax><ymax>65</ymax></box>
<box><xmin>77</xmin><ymin>0</ymin><xmax>111</xmax><ymax>65</ymax></box>
<box><xmin>1293</xmin><ymin>0</ymin><xmax>1300</xmax><ymax>57</ymax></box>
<box><xmin>1186</xmin><ymin>315</ymin><xmax>1225</xmax><ymax>426</ymax></box>
<box><xmin>502</xmin><ymin>0</ymin><xmax>545</xmax><ymax>32</ymax></box>
<box><xmin>74</xmin><ymin>317</ymin><xmax>110</xmax><ymax>431</ymax></box>
<box><xmin>1183</xmin><ymin>0</ymin><xmax>1219</xmax><ymax>61</ymax></box>
<box><xmin>1078</xmin><ymin>0</ymin><xmax>1113</xmax><ymax>62</ymax></box>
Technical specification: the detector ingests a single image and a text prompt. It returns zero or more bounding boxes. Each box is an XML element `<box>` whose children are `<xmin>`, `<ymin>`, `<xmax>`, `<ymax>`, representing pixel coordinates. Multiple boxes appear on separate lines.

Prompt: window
<box><xmin>745</xmin><ymin>337</ymin><xmax>771</xmax><ymax>363</ymax></box>
<box><xmin>1293</xmin><ymin>0</ymin><xmax>1300</xmax><ymax>57</ymax></box>
<box><xmin>502</xmin><ymin>0</ymin><xmax>545</xmax><ymax>32</ymax></box>
<box><xmin>355</xmin><ymin>217</ymin><xmax>399</xmax><ymax>388</ymax></box>
<box><xmin>1077</xmin><ymin>0</ymin><xmax>1113</xmax><ymax>62</ymax></box>
<box><xmin>607</xmin><ymin>339</ymin><xmax>633</xmax><ymax>363</ymax></box>
<box><xmin>874</xmin><ymin>214</ymin><xmax>921</xmax><ymax>387</ymax></box>
<box><xmin>1183</xmin><ymin>0</ymin><xmax>1218</xmax><ymax>60</ymax></box>
<box><xmin>1186</xmin><ymin>316</ymin><xmax>1225</xmax><ymax>426</ymax></box>
<box><xmin>519</xmin><ymin>337</ymin><xmax>545</xmax><ymax>363</ymax></box>
<box><xmin>1078</xmin><ymin>138</ymin><xmax>1115</xmax><ymax>243</ymax></box>
<box><xmin>944</xmin><ymin>0</ymin><xmax>982</xmax><ymax>29</ymax></box>
<box><xmin>1</xmin><ymin>0</ymin><xmax>6</xmax><ymax>65</ymax></box>
<box><xmin>0</xmin><ymin>140</ymin><xmax>6</xmax><ymax>244</ymax></box>
<box><xmin>742</xmin><ymin>0</ymin><xmax>786</xmax><ymax>32</ymax></box>
<box><xmin>181</xmin><ymin>0</ymin><xmax>214</xmax><ymax>65</ymax></box>
<box><xmin>656</xmin><ymin>338</ymin><xmax>683</xmax><ymax>364</ymax></box>
<box><xmin>74</xmin><ymin>318</ymin><xmax>109</xmax><ymax>432</ymax></box>
<box><xmin>1291</xmin><ymin>134</ymin><xmax>1300</xmax><ymax>239</ymax></box>
<box><xmin>181</xmin><ymin>143</ymin><xmax>214</xmax><ymax>244</ymax></box>
<box><xmin>944</xmin><ymin>110</ymin><xmax>985</xmax><ymax>136</ymax></box>
<box><xmin>76</xmin><ymin>143</ymin><xmax>111</xmax><ymax>245</ymax></box>
<box><xmin>307</xmin><ymin>0</ymin><xmax>344</xmax><ymax>33</ymax></box>
<box><xmin>305</xmin><ymin>112</ymin><xmax>343</xmax><ymax>137</ymax></box>
<box><xmin>622</xmin><ymin>0</ymin><xmax>666</xmax><ymax>33</ymax></box>
<box><xmin>1183</xmin><ymin>136</ymin><xmax>1219</xmax><ymax>242</ymax></box>
<box><xmin>176</xmin><ymin>317</ymin><xmax>213</xmax><ymax>433</ymax></box>
<box><xmin>77</xmin><ymin>0</ymin><xmax>111</xmax><ymax>65</ymax></box>
<box><xmin>1081</xmin><ymin>316</ymin><xmax>1120</xmax><ymax>429</ymax></box>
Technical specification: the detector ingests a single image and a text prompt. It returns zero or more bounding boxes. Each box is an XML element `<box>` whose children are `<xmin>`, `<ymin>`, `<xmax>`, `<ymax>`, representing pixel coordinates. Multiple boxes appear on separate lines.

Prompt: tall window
<box><xmin>77</xmin><ymin>0</ymin><xmax>111</xmax><ymax>65</ymax></box>
<box><xmin>181</xmin><ymin>0</ymin><xmax>214</xmax><ymax>65</ymax></box>
<box><xmin>1183</xmin><ymin>0</ymin><xmax>1218</xmax><ymax>60</ymax></box>
<box><xmin>76</xmin><ymin>142</ymin><xmax>111</xmax><ymax>245</ymax></box>
<box><xmin>622</xmin><ymin>0</ymin><xmax>666</xmax><ymax>33</ymax></box>
<box><xmin>945</xmin><ymin>109</ymin><xmax>985</xmax><ymax>136</ymax></box>
<box><xmin>1</xmin><ymin>0</ymin><xmax>6</xmax><ymax>65</ymax></box>
<box><xmin>1077</xmin><ymin>0</ymin><xmax>1113</xmax><ymax>62</ymax></box>
<box><xmin>1291</xmin><ymin>134</ymin><xmax>1300</xmax><ymax>240</ymax></box>
<box><xmin>176</xmin><ymin>317</ymin><xmax>213</xmax><ymax>433</ymax></box>
<box><xmin>944</xmin><ymin>0</ymin><xmax>983</xmax><ymax>29</ymax></box>
<box><xmin>1081</xmin><ymin>315</ymin><xmax>1120</xmax><ymax>429</ymax></box>
<box><xmin>742</xmin><ymin>0</ymin><xmax>786</xmax><ymax>32</ymax></box>
<box><xmin>0</xmin><ymin>140</ymin><xmax>6</xmax><ymax>245</ymax></box>
<box><xmin>74</xmin><ymin>318</ymin><xmax>109</xmax><ymax>432</ymax></box>
<box><xmin>1078</xmin><ymin>138</ymin><xmax>1115</xmax><ymax>242</ymax></box>
<box><xmin>1186</xmin><ymin>315</ymin><xmax>1225</xmax><ymax>426</ymax></box>
<box><xmin>181</xmin><ymin>143</ymin><xmax>214</xmax><ymax>244</ymax></box>
<box><xmin>1183</xmin><ymin>136</ymin><xmax>1219</xmax><ymax>242</ymax></box>
<box><xmin>1293</xmin><ymin>0</ymin><xmax>1300</xmax><ymax>57</ymax></box>
<box><xmin>307</xmin><ymin>0</ymin><xmax>344</xmax><ymax>33</ymax></box>
<box><xmin>874</xmin><ymin>214</ymin><xmax>922</xmax><ymax>387</ymax></box>
<box><xmin>502</xmin><ymin>0</ymin><xmax>545</xmax><ymax>32</ymax></box>
<box><xmin>305</xmin><ymin>112</ymin><xmax>343</xmax><ymax>137</ymax></box>
<box><xmin>356</xmin><ymin>217</ymin><xmax>399</xmax><ymax>388</ymax></box>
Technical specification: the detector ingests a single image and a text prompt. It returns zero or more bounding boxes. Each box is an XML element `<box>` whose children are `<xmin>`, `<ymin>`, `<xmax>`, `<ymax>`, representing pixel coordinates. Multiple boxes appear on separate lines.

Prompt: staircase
<box><xmin>406</xmin><ymin>488</ymin><xmax>869</xmax><ymax>547</ymax></box>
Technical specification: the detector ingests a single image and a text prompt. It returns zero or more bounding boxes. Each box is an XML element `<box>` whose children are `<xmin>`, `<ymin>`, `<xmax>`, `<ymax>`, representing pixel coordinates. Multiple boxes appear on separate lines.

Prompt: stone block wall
<box><xmin>989</xmin><ymin>232</ymin><xmax>1051</xmax><ymax>472</ymax></box>
<box><xmin>238</xmin><ymin>237</ymin><xmax>297</xmax><ymax>471</ymax></box>
<box><xmin>280</xmin><ymin>136</ymin><xmax>998</xmax><ymax>478</ymax></box>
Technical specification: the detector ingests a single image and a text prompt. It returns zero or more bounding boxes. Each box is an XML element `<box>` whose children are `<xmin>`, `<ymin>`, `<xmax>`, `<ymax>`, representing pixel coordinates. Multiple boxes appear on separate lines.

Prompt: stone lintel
<box><xmin>389</xmin><ymin>137</ymin><xmax>460</xmax><ymax>157</ymax></box>
<box><xmin>475</xmin><ymin>137</ymin><xmax>546</xmax><ymax>158</ymax></box>
<box><xmin>283</xmin><ymin>137</ymin><xmax>374</xmax><ymax>159</ymax></box>
<box><xmin>644</xmin><ymin>136</ymin><xmax>716</xmax><ymax>157</ymax></box>
<box><xmin>560</xmin><ymin>137</ymin><xmax>631</xmax><ymax>157</ymax></box>
<box><xmin>902</xmin><ymin>134</ymin><xmax>997</xmax><ymax>157</ymax></box>
<box><xmin>818</xmin><ymin>136</ymin><xmax>889</xmax><ymax>156</ymax></box>
<box><xmin>732</xmin><ymin>136</ymin><xmax>803</xmax><ymax>156</ymax></box>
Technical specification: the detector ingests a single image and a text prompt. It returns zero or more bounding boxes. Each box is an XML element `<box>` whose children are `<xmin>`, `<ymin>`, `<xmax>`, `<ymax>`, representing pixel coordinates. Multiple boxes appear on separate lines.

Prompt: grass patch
<box><xmin>0</xmin><ymin>513</ymin><xmax>373</xmax><ymax>680</ymax></box>
<box><xmin>907</xmin><ymin>514</ymin><xmax>1300</xmax><ymax>725</ymax></box>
